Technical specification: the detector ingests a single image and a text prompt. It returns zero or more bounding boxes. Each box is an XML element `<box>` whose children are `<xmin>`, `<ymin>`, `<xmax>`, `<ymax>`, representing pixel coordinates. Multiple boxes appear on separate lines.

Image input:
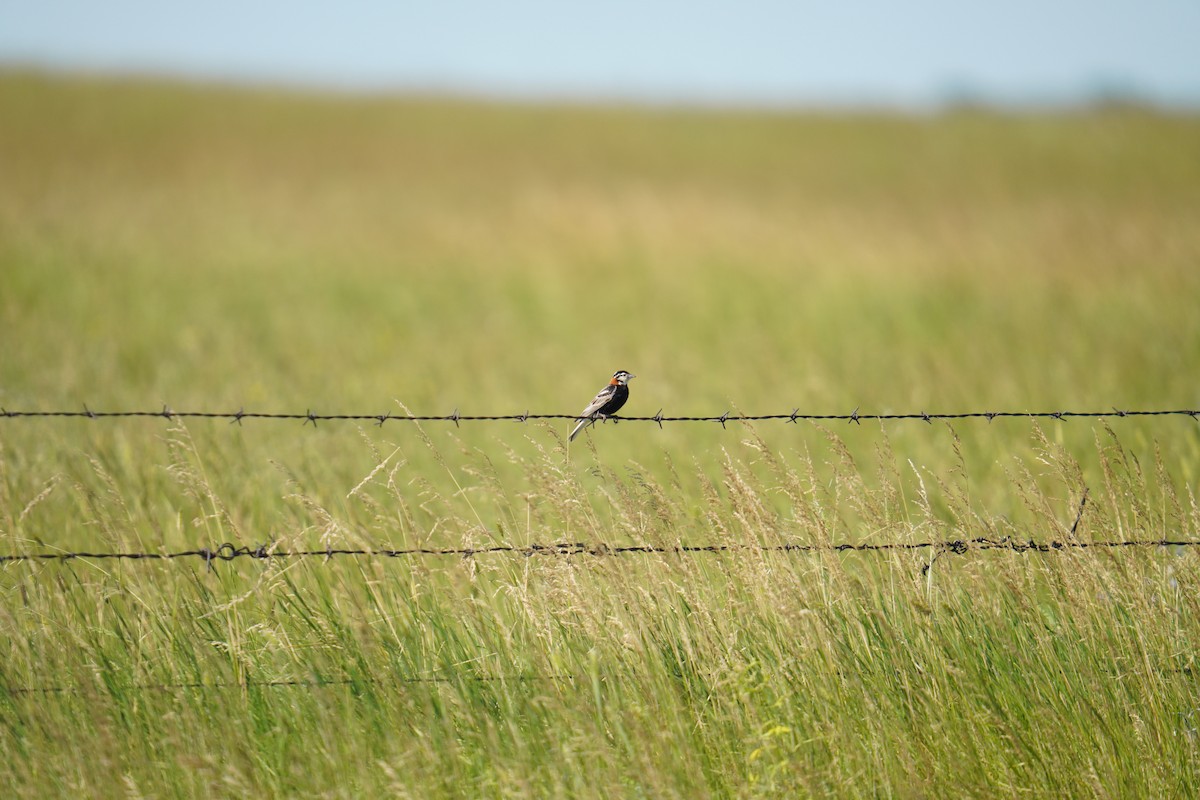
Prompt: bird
<box><xmin>569</xmin><ymin>370</ymin><xmax>635</xmax><ymax>442</ymax></box>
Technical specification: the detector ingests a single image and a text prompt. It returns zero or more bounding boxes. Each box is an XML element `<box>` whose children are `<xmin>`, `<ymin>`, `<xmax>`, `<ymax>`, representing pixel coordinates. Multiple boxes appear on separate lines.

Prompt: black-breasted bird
<box><xmin>569</xmin><ymin>370</ymin><xmax>635</xmax><ymax>442</ymax></box>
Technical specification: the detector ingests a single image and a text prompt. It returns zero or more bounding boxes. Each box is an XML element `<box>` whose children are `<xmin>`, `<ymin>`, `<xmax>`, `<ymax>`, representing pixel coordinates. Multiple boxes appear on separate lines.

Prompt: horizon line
<box><xmin>4</xmin><ymin>61</ymin><xmax>1199</xmax><ymax>115</ymax></box>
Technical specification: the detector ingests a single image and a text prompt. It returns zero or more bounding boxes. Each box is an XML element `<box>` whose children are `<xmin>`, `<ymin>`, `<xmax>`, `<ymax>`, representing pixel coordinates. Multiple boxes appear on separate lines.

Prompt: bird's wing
<box><xmin>577</xmin><ymin>385</ymin><xmax>615</xmax><ymax>419</ymax></box>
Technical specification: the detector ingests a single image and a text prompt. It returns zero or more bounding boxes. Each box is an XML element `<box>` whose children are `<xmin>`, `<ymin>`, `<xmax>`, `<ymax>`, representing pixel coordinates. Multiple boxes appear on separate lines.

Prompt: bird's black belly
<box><xmin>596</xmin><ymin>385</ymin><xmax>629</xmax><ymax>416</ymax></box>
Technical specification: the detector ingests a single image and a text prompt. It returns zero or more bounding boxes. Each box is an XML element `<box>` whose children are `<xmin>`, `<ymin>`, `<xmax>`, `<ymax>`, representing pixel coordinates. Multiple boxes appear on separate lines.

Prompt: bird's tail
<box><xmin>568</xmin><ymin>416</ymin><xmax>591</xmax><ymax>442</ymax></box>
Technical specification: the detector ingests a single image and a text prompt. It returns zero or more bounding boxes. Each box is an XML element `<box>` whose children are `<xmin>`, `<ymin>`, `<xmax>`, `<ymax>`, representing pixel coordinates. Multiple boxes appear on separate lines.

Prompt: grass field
<box><xmin>1</xmin><ymin>71</ymin><xmax>1199</xmax><ymax>798</ymax></box>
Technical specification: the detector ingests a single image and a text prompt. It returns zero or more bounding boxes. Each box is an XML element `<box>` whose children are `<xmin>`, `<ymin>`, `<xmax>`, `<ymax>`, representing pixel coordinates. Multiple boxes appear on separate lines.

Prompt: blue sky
<box><xmin>2</xmin><ymin>1</ymin><xmax>1198</xmax><ymax>107</ymax></box>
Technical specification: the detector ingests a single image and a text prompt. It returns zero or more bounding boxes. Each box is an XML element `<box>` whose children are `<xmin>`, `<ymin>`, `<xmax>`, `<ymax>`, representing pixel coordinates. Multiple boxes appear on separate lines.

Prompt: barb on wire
<box><xmin>0</xmin><ymin>406</ymin><xmax>1197</xmax><ymax>425</ymax></box>
<box><xmin>2</xmin><ymin>536</ymin><xmax>1196</xmax><ymax>569</ymax></box>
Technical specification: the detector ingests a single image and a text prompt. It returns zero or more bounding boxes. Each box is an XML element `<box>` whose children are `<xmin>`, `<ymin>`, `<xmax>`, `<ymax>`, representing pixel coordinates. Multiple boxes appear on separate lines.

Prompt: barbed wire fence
<box><xmin>4</xmin><ymin>406</ymin><xmax>1197</xmax><ymax>697</ymax></box>
<box><xmin>1</xmin><ymin>406</ymin><xmax>1197</xmax><ymax>427</ymax></box>
<box><xmin>2</xmin><ymin>411</ymin><xmax>1196</xmax><ymax>570</ymax></box>
<box><xmin>3</xmin><ymin>411</ymin><xmax>1195</xmax><ymax>572</ymax></box>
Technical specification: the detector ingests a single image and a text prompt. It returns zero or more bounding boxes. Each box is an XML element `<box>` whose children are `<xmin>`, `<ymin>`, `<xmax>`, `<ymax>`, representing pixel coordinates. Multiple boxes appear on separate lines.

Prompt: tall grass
<box><xmin>2</xmin><ymin>419</ymin><xmax>1197</xmax><ymax>797</ymax></box>
<box><xmin>1</xmin><ymin>71</ymin><xmax>1199</xmax><ymax>797</ymax></box>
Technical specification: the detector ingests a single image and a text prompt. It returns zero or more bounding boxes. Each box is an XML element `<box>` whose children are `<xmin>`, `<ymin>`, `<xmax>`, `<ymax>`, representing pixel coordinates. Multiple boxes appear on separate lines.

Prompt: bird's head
<box><xmin>610</xmin><ymin>370</ymin><xmax>636</xmax><ymax>386</ymax></box>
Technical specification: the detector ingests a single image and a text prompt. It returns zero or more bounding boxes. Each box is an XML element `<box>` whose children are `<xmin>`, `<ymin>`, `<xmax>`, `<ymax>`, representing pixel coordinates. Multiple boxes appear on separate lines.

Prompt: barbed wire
<box><xmin>2</xmin><ymin>536</ymin><xmax>1196</xmax><ymax>572</ymax></box>
<box><xmin>0</xmin><ymin>405</ymin><xmax>1197</xmax><ymax>427</ymax></box>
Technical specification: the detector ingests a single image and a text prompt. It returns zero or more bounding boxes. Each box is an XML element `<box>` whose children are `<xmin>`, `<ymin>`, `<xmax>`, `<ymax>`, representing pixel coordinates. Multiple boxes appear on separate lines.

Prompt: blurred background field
<box><xmin>1</xmin><ymin>70</ymin><xmax>1200</xmax><ymax>797</ymax></box>
<box><xmin>2</xmin><ymin>70</ymin><xmax>1198</xmax><ymax>534</ymax></box>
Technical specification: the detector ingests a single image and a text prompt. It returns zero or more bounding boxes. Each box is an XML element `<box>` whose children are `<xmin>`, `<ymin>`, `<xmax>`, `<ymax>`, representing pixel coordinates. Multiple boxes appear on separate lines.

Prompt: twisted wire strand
<box><xmin>2</xmin><ymin>536</ymin><xmax>1195</xmax><ymax>568</ymax></box>
<box><xmin>1</xmin><ymin>406</ymin><xmax>1196</xmax><ymax>427</ymax></box>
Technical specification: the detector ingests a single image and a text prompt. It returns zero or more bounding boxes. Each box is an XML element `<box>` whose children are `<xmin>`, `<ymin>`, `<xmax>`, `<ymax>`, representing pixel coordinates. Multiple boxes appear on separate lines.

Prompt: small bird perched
<box><xmin>569</xmin><ymin>370</ymin><xmax>635</xmax><ymax>442</ymax></box>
